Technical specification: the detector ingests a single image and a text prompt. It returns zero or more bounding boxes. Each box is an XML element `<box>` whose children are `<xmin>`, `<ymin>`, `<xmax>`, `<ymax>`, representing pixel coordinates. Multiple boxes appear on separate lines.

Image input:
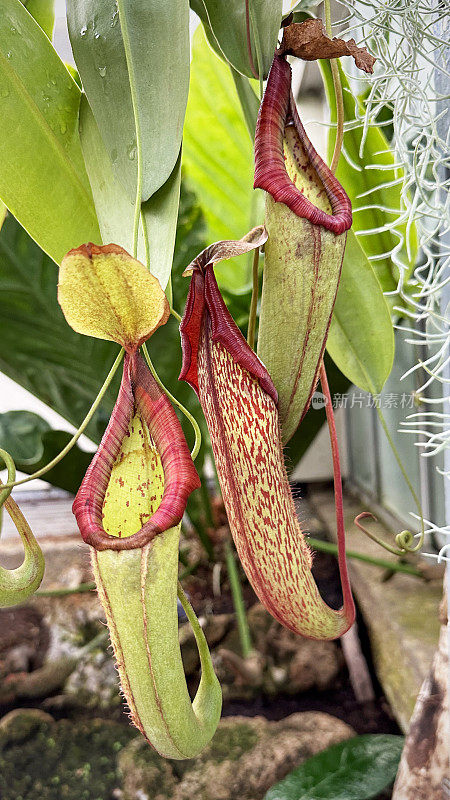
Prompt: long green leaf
<box><xmin>0</xmin><ymin>0</ymin><xmax>100</xmax><ymax>263</ymax></box>
<box><xmin>320</xmin><ymin>60</ymin><xmax>417</xmax><ymax>298</ymax></box>
<box><xmin>183</xmin><ymin>27</ymin><xmax>263</xmax><ymax>291</ymax></box>
<box><xmin>327</xmin><ymin>229</ymin><xmax>395</xmax><ymax>393</ymax></box>
<box><xmin>21</xmin><ymin>0</ymin><xmax>55</xmax><ymax>38</ymax></box>
<box><xmin>67</xmin><ymin>0</ymin><xmax>190</xmax><ymax>203</ymax></box>
<box><xmin>190</xmin><ymin>0</ymin><xmax>282</xmax><ymax>79</ymax></box>
<box><xmin>79</xmin><ymin>96</ymin><xmax>181</xmax><ymax>289</ymax></box>
<box><xmin>264</xmin><ymin>735</ymin><xmax>404</xmax><ymax>800</ymax></box>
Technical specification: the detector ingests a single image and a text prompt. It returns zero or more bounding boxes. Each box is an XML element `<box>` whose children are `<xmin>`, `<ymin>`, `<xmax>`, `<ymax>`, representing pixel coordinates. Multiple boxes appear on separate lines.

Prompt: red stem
<box><xmin>319</xmin><ymin>361</ymin><xmax>355</xmax><ymax>624</ymax></box>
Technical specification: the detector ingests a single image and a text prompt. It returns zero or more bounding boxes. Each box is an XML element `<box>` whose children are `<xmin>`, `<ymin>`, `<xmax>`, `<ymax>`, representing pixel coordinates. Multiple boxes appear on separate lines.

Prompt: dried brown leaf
<box><xmin>280</xmin><ymin>19</ymin><xmax>376</xmax><ymax>74</ymax></box>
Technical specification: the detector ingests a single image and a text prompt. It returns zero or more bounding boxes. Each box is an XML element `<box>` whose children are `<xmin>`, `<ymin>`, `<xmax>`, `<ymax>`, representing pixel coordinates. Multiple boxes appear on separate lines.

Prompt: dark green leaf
<box><xmin>0</xmin><ymin>411</ymin><xmax>92</xmax><ymax>494</ymax></box>
<box><xmin>0</xmin><ymin>0</ymin><xmax>100</xmax><ymax>263</ymax></box>
<box><xmin>264</xmin><ymin>735</ymin><xmax>404</xmax><ymax>800</ymax></box>
<box><xmin>191</xmin><ymin>0</ymin><xmax>282</xmax><ymax>79</ymax></box>
<box><xmin>0</xmin><ymin>411</ymin><xmax>50</xmax><ymax>464</ymax></box>
<box><xmin>67</xmin><ymin>0</ymin><xmax>190</xmax><ymax>202</ymax></box>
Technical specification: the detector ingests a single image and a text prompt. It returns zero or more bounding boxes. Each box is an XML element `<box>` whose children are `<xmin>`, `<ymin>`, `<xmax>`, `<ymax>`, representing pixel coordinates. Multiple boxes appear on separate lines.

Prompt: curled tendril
<box><xmin>0</xmin><ymin>448</ymin><xmax>16</xmax><ymax>510</ymax></box>
<box><xmin>0</xmin><ymin>478</ymin><xmax>45</xmax><ymax>606</ymax></box>
<box><xmin>355</xmin><ymin>512</ymin><xmax>421</xmax><ymax>557</ymax></box>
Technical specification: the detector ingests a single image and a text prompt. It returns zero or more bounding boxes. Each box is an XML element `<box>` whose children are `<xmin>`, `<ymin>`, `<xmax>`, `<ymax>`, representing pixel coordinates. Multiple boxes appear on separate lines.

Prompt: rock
<box><xmin>0</xmin><ymin>715</ymin><xmax>135</xmax><ymax>800</ymax></box>
<box><xmin>0</xmin><ymin>708</ymin><xmax>54</xmax><ymax>741</ymax></box>
<box><xmin>0</xmin><ymin>606</ymin><xmax>49</xmax><ymax>674</ymax></box>
<box><xmin>216</xmin><ymin>603</ymin><xmax>343</xmax><ymax>698</ymax></box>
<box><xmin>119</xmin><ymin>712</ymin><xmax>355</xmax><ymax>800</ymax></box>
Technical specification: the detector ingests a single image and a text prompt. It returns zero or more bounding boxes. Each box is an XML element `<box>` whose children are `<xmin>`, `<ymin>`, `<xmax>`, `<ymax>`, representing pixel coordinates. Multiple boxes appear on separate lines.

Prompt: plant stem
<box><xmin>307</xmin><ymin>536</ymin><xmax>422</xmax><ymax>577</ymax></box>
<box><xmin>1</xmin><ymin>349</ymin><xmax>124</xmax><ymax>492</ymax></box>
<box><xmin>375</xmin><ymin>405</ymin><xmax>425</xmax><ymax>552</ymax></box>
<box><xmin>225</xmin><ymin>540</ymin><xmax>252</xmax><ymax>658</ymax></box>
<box><xmin>319</xmin><ymin>361</ymin><xmax>354</xmax><ymax>619</ymax></box>
<box><xmin>247</xmin><ymin>246</ymin><xmax>260</xmax><ymax>349</ymax></box>
<box><xmin>36</xmin><ymin>582</ymin><xmax>96</xmax><ymax>597</ymax></box>
<box><xmin>141</xmin><ymin>343</ymin><xmax>202</xmax><ymax>461</ymax></box>
<box><xmin>324</xmin><ymin>0</ymin><xmax>344</xmax><ymax>174</ymax></box>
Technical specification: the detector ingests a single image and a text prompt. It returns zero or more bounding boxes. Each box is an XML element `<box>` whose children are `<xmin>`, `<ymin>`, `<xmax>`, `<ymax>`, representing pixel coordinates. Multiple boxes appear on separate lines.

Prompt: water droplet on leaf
<box><xmin>80</xmin><ymin>25</ymin><xmax>88</xmax><ymax>36</ymax></box>
<box><xmin>127</xmin><ymin>144</ymin><xmax>137</xmax><ymax>160</ymax></box>
<box><xmin>99</xmin><ymin>66</ymin><xmax>107</xmax><ymax>78</ymax></box>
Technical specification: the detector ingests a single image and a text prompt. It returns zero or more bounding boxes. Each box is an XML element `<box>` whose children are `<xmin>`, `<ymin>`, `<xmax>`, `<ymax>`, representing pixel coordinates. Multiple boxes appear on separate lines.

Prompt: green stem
<box><xmin>324</xmin><ymin>0</ymin><xmax>344</xmax><ymax>174</ymax></box>
<box><xmin>225</xmin><ymin>540</ymin><xmax>252</xmax><ymax>658</ymax></box>
<box><xmin>375</xmin><ymin>406</ymin><xmax>425</xmax><ymax>553</ymax></box>
<box><xmin>307</xmin><ymin>536</ymin><xmax>422</xmax><ymax>577</ymax></box>
<box><xmin>141</xmin><ymin>343</ymin><xmax>202</xmax><ymax>461</ymax></box>
<box><xmin>1</xmin><ymin>349</ymin><xmax>124</xmax><ymax>492</ymax></box>
<box><xmin>247</xmin><ymin>246</ymin><xmax>260</xmax><ymax>350</ymax></box>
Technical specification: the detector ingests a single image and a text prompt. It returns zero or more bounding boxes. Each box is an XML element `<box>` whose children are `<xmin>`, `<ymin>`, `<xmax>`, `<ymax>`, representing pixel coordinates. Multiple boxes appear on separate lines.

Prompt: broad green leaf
<box><xmin>183</xmin><ymin>27</ymin><xmax>263</xmax><ymax>292</ymax></box>
<box><xmin>327</xmin><ymin>229</ymin><xmax>395</xmax><ymax>394</ymax></box>
<box><xmin>191</xmin><ymin>0</ymin><xmax>282</xmax><ymax>79</ymax></box>
<box><xmin>0</xmin><ymin>410</ymin><xmax>49</xmax><ymax>464</ymax></box>
<box><xmin>67</xmin><ymin>0</ymin><xmax>190</xmax><ymax>202</ymax></box>
<box><xmin>21</xmin><ymin>0</ymin><xmax>55</xmax><ymax>38</ymax></box>
<box><xmin>264</xmin><ymin>734</ymin><xmax>404</xmax><ymax>800</ymax></box>
<box><xmin>79</xmin><ymin>96</ymin><xmax>182</xmax><ymax>290</ymax></box>
<box><xmin>0</xmin><ymin>411</ymin><xmax>91</xmax><ymax>494</ymax></box>
<box><xmin>0</xmin><ymin>184</ymin><xmax>206</xmax><ymax>448</ymax></box>
<box><xmin>320</xmin><ymin>60</ymin><xmax>417</xmax><ymax>298</ymax></box>
<box><xmin>0</xmin><ymin>0</ymin><xmax>100</xmax><ymax>263</ymax></box>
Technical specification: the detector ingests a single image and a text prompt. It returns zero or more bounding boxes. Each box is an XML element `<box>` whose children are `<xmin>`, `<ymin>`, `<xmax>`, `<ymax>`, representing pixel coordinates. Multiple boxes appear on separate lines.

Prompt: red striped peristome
<box><xmin>254</xmin><ymin>53</ymin><xmax>352</xmax><ymax>235</ymax></box>
<box><xmin>180</xmin><ymin>250</ymin><xmax>355</xmax><ymax>640</ymax></box>
<box><xmin>73</xmin><ymin>351</ymin><xmax>200</xmax><ymax>551</ymax></box>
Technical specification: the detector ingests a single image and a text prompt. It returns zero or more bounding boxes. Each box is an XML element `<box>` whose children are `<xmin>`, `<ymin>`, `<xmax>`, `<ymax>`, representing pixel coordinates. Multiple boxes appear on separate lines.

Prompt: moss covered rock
<box><xmin>0</xmin><ymin>711</ymin><xmax>136</xmax><ymax>800</ymax></box>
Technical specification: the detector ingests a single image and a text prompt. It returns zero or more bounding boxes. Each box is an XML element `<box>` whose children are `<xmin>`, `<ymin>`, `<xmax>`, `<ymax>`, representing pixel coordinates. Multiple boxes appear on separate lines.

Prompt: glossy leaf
<box><xmin>183</xmin><ymin>27</ymin><xmax>263</xmax><ymax>292</ymax></box>
<box><xmin>0</xmin><ymin>411</ymin><xmax>92</xmax><ymax>494</ymax></box>
<box><xmin>327</xmin><ymin>229</ymin><xmax>395</xmax><ymax>394</ymax></box>
<box><xmin>0</xmin><ymin>0</ymin><xmax>100</xmax><ymax>263</ymax></box>
<box><xmin>0</xmin><ymin>410</ymin><xmax>50</xmax><ymax>464</ymax></box>
<box><xmin>21</xmin><ymin>0</ymin><xmax>55</xmax><ymax>38</ymax></box>
<box><xmin>58</xmin><ymin>243</ymin><xmax>169</xmax><ymax>351</ymax></box>
<box><xmin>264</xmin><ymin>734</ymin><xmax>404</xmax><ymax>800</ymax></box>
<box><xmin>320</xmin><ymin>60</ymin><xmax>417</xmax><ymax>299</ymax></box>
<box><xmin>0</xmin><ymin>185</ymin><xmax>205</xmax><ymax>445</ymax></box>
<box><xmin>67</xmin><ymin>0</ymin><xmax>190</xmax><ymax>202</ymax></box>
<box><xmin>79</xmin><ymin>96</ymin><xmax>181</xmax><ymax>290</ymax></box>
<box><xmin>191</xmin><ymin>0</ymin><xmax>282</xmax><ymax>79</ymax></box>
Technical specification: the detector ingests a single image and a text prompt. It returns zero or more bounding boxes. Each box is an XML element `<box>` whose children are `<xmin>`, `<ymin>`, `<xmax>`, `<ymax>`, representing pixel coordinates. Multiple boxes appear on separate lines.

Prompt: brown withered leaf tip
<box><xmin>280</xmin><ymin>19</ymin><xmax>376</xmax><ymax>74</ymax></box>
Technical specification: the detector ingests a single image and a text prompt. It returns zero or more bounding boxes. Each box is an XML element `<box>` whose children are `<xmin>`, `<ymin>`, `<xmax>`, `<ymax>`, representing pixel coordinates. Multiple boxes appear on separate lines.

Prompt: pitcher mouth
<box><xmin>73</xmin><ymin>351</ymin><xmax>200</xmax><ymax>551</ymax></box>
<box><xmin>254</xmin><ymin>53</ymin><xmax>352</xmax><ymax>235</ymax></box>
